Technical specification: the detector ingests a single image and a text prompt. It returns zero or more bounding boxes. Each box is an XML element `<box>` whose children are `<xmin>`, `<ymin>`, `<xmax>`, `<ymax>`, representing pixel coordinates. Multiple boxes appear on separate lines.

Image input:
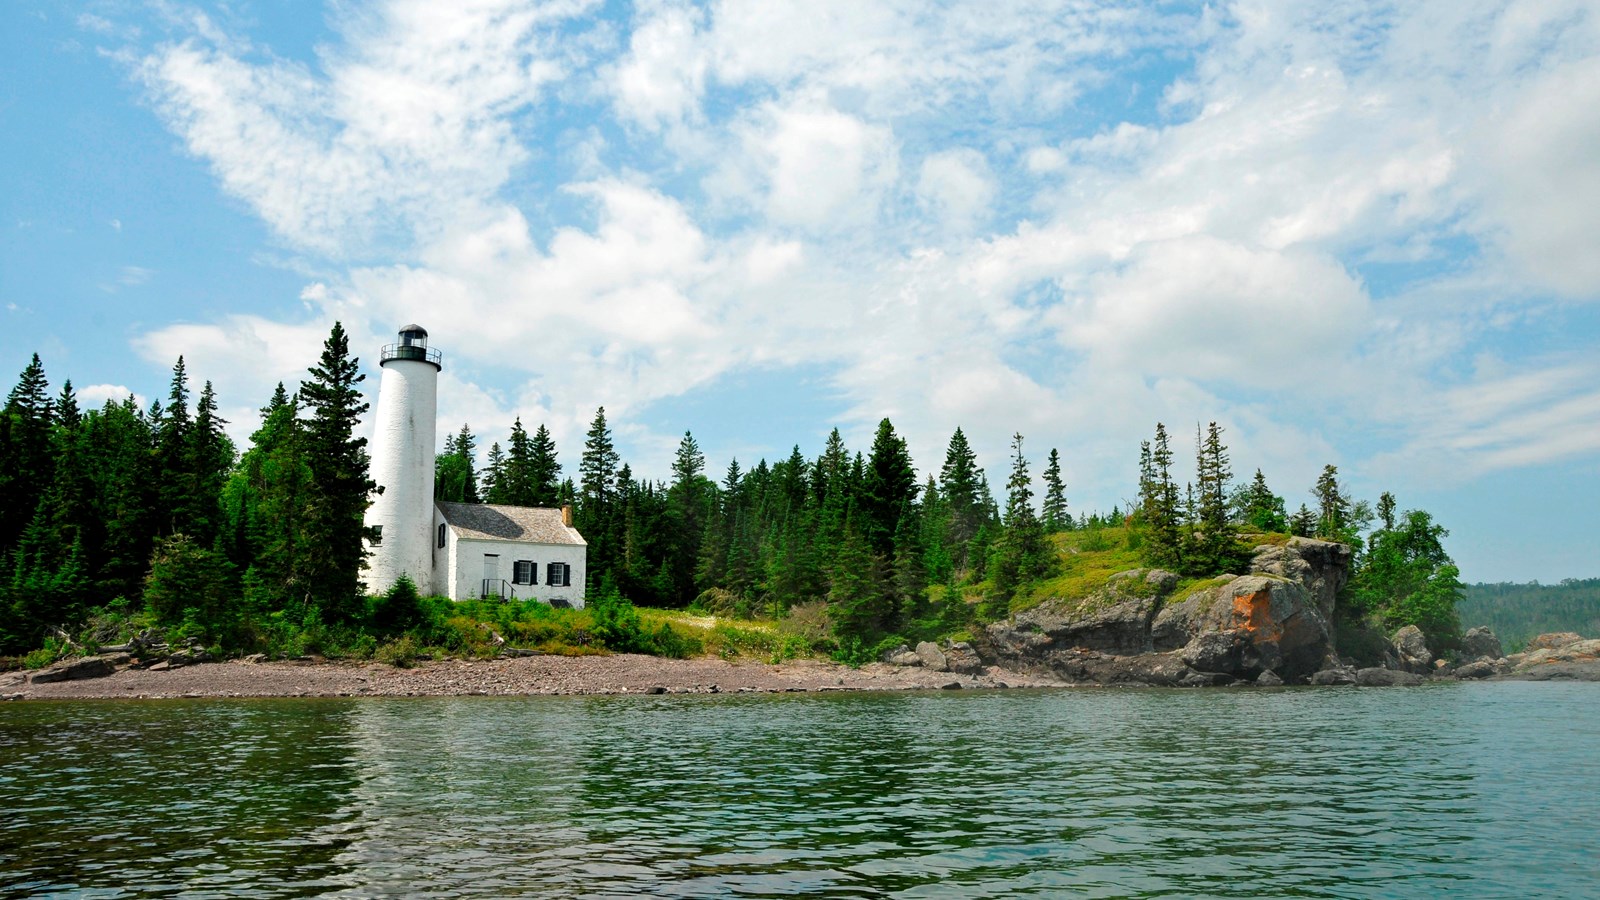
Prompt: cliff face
<box><xmin>981</xmin><ymin>537</ymin><xmax>1352</xmax><ymax>685</ymax></box>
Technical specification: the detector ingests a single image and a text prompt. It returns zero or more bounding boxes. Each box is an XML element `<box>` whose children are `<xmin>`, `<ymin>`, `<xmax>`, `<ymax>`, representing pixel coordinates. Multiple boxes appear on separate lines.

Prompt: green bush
<box><xmin>376</xmin><ymin>635</ymin><xmax>420</xmax><ymax>667</ymax></box>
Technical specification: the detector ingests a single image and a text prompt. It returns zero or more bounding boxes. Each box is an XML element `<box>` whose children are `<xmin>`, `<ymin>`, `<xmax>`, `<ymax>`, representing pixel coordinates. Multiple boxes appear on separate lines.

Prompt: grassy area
<box><xmin>1013</xmin><ymin>526</ymin><xmax>1146</xmax><ymax>614</ymax></box>
<box><xmin>1007</xmin><ymin>527</ymin><xmax>1291</xmax><ymax>617</ymax></box>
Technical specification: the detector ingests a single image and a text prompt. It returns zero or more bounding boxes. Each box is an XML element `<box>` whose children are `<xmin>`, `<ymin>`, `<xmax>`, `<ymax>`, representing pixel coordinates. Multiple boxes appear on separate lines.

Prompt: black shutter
<box><xmin>563</xmin><ymin>564</ymin><xmax>571</xmax><ymax>587</ymax></box>
<box><xmin>545</xmin><ymin>562</ymin><xmax>555</xmax><ymax>586</ymax></box>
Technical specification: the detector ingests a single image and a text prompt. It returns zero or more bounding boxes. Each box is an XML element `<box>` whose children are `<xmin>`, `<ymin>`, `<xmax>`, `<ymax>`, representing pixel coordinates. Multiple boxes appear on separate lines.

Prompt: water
<box><xmin>2</xmin><ymin>682</ymin><xmax>1598</xmax><ymax>898</ymax></box>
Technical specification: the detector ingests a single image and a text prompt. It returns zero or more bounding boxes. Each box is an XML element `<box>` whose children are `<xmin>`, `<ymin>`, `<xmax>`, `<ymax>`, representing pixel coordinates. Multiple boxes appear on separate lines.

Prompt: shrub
<box><xmin>376</xmin><ymin>635</ymin><xmax>420</xmax><ymax>668</ymax></box>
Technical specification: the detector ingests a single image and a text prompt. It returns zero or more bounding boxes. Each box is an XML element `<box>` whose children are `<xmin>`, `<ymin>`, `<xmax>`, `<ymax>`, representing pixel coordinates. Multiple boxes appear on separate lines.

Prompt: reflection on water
<box><xmin>2</xmin><ymin>683</ymin><xmax>1598</xmax><ymax>898</ymax></box>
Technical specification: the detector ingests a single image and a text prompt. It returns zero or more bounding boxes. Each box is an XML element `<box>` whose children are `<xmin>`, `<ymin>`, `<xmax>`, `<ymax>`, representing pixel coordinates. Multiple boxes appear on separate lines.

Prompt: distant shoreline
<box><xmin>2</xmin><ymin>654</ymin><xmax>1065</xmax><ymax>701</ymax></box>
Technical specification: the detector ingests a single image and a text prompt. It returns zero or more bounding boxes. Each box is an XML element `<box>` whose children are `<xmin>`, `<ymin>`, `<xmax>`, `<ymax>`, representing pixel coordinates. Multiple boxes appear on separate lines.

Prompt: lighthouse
<box><xmin>364</xmin><ymin>324</ymin><xmax>441</xmax><ymax>594</ymax></box>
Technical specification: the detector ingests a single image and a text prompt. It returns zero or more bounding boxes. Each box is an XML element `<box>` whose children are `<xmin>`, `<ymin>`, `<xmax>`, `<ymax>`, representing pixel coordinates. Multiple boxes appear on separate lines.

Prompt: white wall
<box><xmin>445</xmin><ymin>534</ymin><xmax>587</xmax><ymax>608</ymax></box>
<box><xmin>364</xmin><ymin>356</ymin><xmax>438</xmax><ymax>593</ymax></box>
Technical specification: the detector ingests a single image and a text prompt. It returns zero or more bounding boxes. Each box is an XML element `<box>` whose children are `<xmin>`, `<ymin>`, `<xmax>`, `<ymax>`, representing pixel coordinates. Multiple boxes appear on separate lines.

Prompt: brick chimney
<box><xmin>561</xmin><ymin>504</ymin><xmax>573</xmax><ymax>527</ymax></box>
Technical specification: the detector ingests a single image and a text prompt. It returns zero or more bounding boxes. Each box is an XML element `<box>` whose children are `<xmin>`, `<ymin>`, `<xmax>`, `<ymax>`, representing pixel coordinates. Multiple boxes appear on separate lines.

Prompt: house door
<box><xmin>483</xmin><ymin>554</ymin><xmax>500</xmax><ymax>598</ymax></box>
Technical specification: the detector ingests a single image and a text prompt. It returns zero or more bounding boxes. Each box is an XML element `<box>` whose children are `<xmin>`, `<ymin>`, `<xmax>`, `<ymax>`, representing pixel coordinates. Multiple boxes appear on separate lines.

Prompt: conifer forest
<box><xmin>1</xmin><ymin>324</ymin><xmax>1469</xmax><ymax>661</ymax></box>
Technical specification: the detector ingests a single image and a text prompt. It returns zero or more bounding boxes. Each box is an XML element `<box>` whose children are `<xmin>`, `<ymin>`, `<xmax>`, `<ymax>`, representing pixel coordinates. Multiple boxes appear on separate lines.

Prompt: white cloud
<box><xmin>77</xmin><ymin>383</ymin><xmax>144</xmax><ymax>408</ymax></box>
<box><xmin>120</xmin><ymin>0</ymin><xmax>1600</xmax><ymax>504</ymax></box>
<box><xmin>608</xmin><ymin>0</ymin><xmax>707</xmax><ymax>129</ymax></box>
<box><xmin>916</xmin><ymin>148</ymin><xmax>997</xmax><ymax>235</ymax></box>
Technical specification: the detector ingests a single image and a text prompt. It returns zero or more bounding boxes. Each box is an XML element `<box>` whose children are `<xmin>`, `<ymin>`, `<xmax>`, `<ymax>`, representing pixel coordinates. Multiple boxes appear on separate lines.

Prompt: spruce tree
<box><xmin>1</xmin><ymin>353</ymin><xmax>55</xmax><ymax>553</ymax></box>
<box><xmin>434</xmin><ymin>423</ymin><xmax>480</xmax><ymax>503</ymax></box>
<box><xmin>863</xmin><ymin>418</ymin><xmax>917</xmax><ymax>555</ymax></box>
<box><xmin>577</xmin><ymin>407</ymin><xmax>621</xmax><ymax>588</ymax></box>
<box><xmin>1192</xmin><ymin>422</ymin><xmax>1238</xmax><ymax>574</ymax></box>
<box><xmin>297</xmin><ymin>321</ymin><xmax>374</xmax><ymax>618</ymax></box>
<box><xmin>1313</xmin><ymin>464</ymin><xmax>1350</xmax><ymax>541</ymax></box>
<box><xmin>528</xmin><ymin>423</ymin><xmax>560</xmax><ymax>506</ymax></box>
<box><xmin>1143</xmin><ymin>423</ymin><xmax>1183</xmax><ymax>568</ymax></box>
<box><xmin>1238</xmin><ymin>469</ymin><xmax>1288</xmax><ymax>533</ymax></box>
<box><xmin>1041</xmin><ymin>448</ymin><xmax>1068</xmax><ymax>532</ymax></box>
<box><xmin>940</xmin><ymin>426</ymin><xmax>982</xmax><ymax>571</ymax></box>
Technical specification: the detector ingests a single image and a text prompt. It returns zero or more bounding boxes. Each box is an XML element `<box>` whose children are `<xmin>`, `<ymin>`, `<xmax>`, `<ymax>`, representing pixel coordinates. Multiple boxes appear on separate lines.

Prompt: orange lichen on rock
<box><xmin>1232</xmin><ymin>589</ymin><xmax>1284</xmax><ymax>641</ymax></box>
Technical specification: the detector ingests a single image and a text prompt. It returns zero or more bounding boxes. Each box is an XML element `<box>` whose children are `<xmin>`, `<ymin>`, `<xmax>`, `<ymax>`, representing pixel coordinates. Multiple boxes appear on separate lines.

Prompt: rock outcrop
<box><xmin>28</xmin><ymin>654</ymin><xmax>124</xmax><ymax>684</ymax></box>
<box><xmin>982</xmin><ymin>537</ymin><xmax>1348</xmax><ymax>685</ymax></box>
<box><xmin>1459</xmin><ymin>626</ymin><xmax>1503</xmax><ymax>661</ymax></box>
<box><xmin>1501</xmin><ymin>634</ymin><xmax>1600</xmax><ymax>681</ymax></box>
<box><xmin>1391</xmin><ymin>625</ymin><xmax>1434</xmax><ymax>674</ymax></box>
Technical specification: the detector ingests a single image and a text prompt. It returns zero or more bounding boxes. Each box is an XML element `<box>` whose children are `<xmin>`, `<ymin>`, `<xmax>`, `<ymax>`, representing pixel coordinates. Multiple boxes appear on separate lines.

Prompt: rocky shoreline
<box><xmin>6</xmin><ymin>535</ymin><xmax>1597</xmax><ymax>701</ymax></box>
<box><xmin>2</xmin><ymin>653</ymin><xmax>1067</xmax><ymax>701</ymax></box>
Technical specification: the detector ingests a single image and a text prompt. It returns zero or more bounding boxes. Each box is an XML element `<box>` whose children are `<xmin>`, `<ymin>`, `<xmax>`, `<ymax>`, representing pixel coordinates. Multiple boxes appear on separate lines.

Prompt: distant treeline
<box><xmin>1459</xmin><ymin>580</ymin><xmax>1600</xmax><ymax>651</ymax></box>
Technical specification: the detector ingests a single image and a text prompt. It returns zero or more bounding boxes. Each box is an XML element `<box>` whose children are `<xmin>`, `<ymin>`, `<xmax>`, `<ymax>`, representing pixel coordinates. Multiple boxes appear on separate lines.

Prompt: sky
<box><xmin>2</xmin><ymin>0</ymin><xmax>1598</xmax><ymax>584</ymax></box>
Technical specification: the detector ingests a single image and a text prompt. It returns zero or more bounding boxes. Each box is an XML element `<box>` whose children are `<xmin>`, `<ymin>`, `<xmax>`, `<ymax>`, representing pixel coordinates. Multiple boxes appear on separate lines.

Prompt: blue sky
<box><xmin>3</xmin><ymin>0</ymin><xmax>1598</xmax><ymax>583</ymax></box>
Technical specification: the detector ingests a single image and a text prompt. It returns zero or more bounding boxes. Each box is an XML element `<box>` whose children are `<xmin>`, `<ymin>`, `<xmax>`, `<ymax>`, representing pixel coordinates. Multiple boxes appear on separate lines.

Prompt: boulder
<box><xmin>943</xmin><ymin>642</ymin><xmax>984</xmax><ymax>675</ymax></box>
<box><xmin>166</xmin><ymin>649</ymin><xmax>214</xmax><ymax>668</ymax></box>
<box><xmin>1309</xmin><ymin>667</ymin><xmax>1357</xmax><ymax>686</ymax></box>
<box><xmin>1355</xmin><ymin>667</ymin><xmax>1425</xmax><ymax>687</ymax></box>
<box><xmin>1525</xmin><ymin>632</ymin><xmax>1583</xmax><ymax>652</ymax></box>
<box><xmin>1249</xmin><ymin>538</ymin><xmax>1351</xmax><ymax>620</ymax></box>
<box><xmin>28</xmin><ymin>655</ymin><xmax>117</xmax><ymax>684</ymax></box>
<box><xmin>1157</xmin><ymin>575</ymin><xmax>1332</xmax><ymax>682</ymax></box>
<box><xmin>885</xmin><ymin>650</ymin><xmax>922</xmax><ymax>668</ymax></box>
<box><xmin>1255</xmin><ymin>669</ymin><xmax>1284</xmax><ymax>687</ymax></box>
<box><xmin>1459</xmin><ymin>627</ymin><xmax>1503</xmax><ymax>661</ymax></box>
<box><xmin>986</xmin><ymin>568</ymin><xmax>1179</xmax><ymax>663</ymax></box>
<box><xmin>1391</xmin><ymin>625</ymin><xmax>1433</xmax><ymax>674</ymax></box>
<box><xmin>914</xmin><ymin>641</ymin><xmax>949</xmax><ymax>672</ymax></box>
<box><xmin>1454</xmin><ymin>658</ymin><xmax>1505</xmax><ymax>679</ymax></box>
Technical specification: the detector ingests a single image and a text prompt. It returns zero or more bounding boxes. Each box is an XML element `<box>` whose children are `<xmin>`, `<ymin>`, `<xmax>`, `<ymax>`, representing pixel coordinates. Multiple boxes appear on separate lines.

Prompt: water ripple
<box><xmin>3</xmin><ymin>683</ymin><xmax>1598</xmax><ymax>897</ymax></box>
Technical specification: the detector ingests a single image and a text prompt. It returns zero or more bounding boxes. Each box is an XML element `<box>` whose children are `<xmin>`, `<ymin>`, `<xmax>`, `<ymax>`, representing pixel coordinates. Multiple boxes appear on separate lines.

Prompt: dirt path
<box><xmin>3</xmin><ymin>654</ymin><xmax>1066</xmax><ymax>701</ymax></box>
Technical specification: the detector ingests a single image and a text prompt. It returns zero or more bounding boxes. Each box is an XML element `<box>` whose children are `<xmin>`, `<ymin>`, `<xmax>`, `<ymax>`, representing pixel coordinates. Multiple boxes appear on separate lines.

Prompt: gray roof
<box><xmin>436</xmin><ymin>502</ymin><xmax>585</xmax><ymax>546</ymax></box>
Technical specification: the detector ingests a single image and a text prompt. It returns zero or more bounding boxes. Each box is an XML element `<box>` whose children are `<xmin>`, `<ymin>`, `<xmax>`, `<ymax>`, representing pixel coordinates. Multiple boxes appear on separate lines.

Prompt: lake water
<box><xmin>2</xmin><ymin>682</ymin><xmax>1597</xmax><ymax>898</ymax></box>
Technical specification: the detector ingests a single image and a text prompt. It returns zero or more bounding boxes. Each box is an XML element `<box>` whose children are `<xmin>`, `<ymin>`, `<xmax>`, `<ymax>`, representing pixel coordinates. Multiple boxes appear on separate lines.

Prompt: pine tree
<box><xmin>481</xmin><ymin>442</ymin><xmax>506</xmax><ymax>502</ymax></box>
<box><xmin>1191</xmin><ymin>422</ymin><xmax>1238</xmax><ymax>574</ymax></box>
<box><xmin>577</xmin><ymin>407</ymin><xmax>621</xmax><ymax>588</ymax></box>
<box><xmin>1142</xmin><ymin>423</ymin><xmax>1183</xmax><ymax>568</ymax></box>
<box><xmin>1313</xmin><ymin>464</ymin><xmax>1350</xmax><ymax>541</ymax></box>
<box><xmin>863</xmin><ymin>418</ymin><xmax>917</xmax><ymax>556</ymax></box>
<box><xmin>434</xmin><ymin>423</ymin><xmax>480</xmax><ymax>503</ymax></box>
<box><xmin>1041</xmin><ymin>448</ymin><xmax>1068</xmax><ymax>532</ymax></box>
<box><xmin>297</xmin><ymin>321</ymin><xmax>374</xmax><ymax>618</ymax></box>
<box><xmin>940</xmin><ymin>426</ymin><xmax>982</xmax><ymax>572</ymax></box>
<box><xmin>1</xmin><ymin>353</ymin><xmax>55</xmax><ymax>553</ymax></box>
<box><xmin>528</xmin><ymin>423</ymin><xmax>560</xmax><ymax>506</ymax></box>
<box><xmin>1237</xmin><ymin>469</ymin><xmax>1288</xmax><ymax>532</ymax></box>
<box><xmin>988</xmin><ymin>432</ymin><xmax>1051</xmax><ymax>618</ymax></box>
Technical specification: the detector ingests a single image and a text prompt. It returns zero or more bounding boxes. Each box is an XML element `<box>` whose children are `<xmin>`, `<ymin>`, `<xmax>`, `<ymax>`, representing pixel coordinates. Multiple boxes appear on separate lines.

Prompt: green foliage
<box><xmin>144</xmin><ymin>534</ymin><xmax>236</xmax><ymax>643</ymax></box>
<box><xmin>1352</xmin><ymin>507</ymin><xmax>1464</xmax><ymax>648</ymax></box>
<box><xmin>369</xmin><ymin>574</ymin><xmax>425</xmax><ymax>634</ymax></box>
<box><xmin>1459</xmin><ymin>579</ymin><xmax>1600</xmax><ymax>651</ymax></box>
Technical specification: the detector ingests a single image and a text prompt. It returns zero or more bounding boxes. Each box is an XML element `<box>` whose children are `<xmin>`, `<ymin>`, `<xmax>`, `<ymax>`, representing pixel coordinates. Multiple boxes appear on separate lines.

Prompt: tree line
<box><xmin>0</xmin><ymin>325</ymin><xmax>372</xmax><ymax>653</ymax></box>
<box><xmin>0</xmin><ymin>326</ymin><xmax>1467</xmax><ymax>658</ymax></box>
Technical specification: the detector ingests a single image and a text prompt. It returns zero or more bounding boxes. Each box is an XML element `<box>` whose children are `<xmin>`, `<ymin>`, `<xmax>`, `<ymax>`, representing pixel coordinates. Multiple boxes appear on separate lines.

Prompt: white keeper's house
<box><xmin>362</xmin><ymin>324</ymin><xmax>587</xmax><ymax>607</ymax></box>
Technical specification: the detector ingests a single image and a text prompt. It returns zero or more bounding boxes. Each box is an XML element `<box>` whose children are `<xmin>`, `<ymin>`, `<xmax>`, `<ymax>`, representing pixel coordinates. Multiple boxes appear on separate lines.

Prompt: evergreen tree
<box><xmin>434</xmin><ymin>424</ymin><xmax>480</xmax><ymax>503</ymax></box>
<box><xmin>297</xmin><ymin>322</ymin><xmax>374</xmax><ymax>619</ymax></box>
<box><xmin>665</xmin><ymin>431</ymin><xmax>711</xmax><ymax>605</ymax></box>
<box><xmin>1236</xmin><ymin>469</ymin><xmax>1288</xmax><ymax>532</ymax></box>
<box><xmin>481</xmin><ymin>442</ymin><xmax>506</xmax><ymax>502</ymax></box>
<box><xmin>1191</xmin><ymin>422</ymin><xmax>1239</xmax><ymax>573</ymax></box>
<box><xmin>577</xmin><ymin>407</ymin><xmax>621</xmax><ymax>588</ymax></box>
<box><xmin>0</xmin><ymin>353</ymin><xmax>55</xmax><ymax>553</ymax></box>
<box><xmin>988</xmin><ymin>432</ymin><xmax>1051</xmax><ymax>617</ymax></box>
<box><xmin>1141</xmin><ymin>423</ymin><xmax>1183</xmax><ymax>568</ymax></box>
<box><xmin>940</xmin><ymin>426</ymin><xmax>982</xmax><ymax>572</ymax></box>
<box><xmin>528</xmin><ymin>423</ymin><xmax>560</xmax><ymax>506</ymax></box>
<box><xmin>863</xmin><ymin>418</ymin><xmax>917</xmax><ymax>555</ymax></box>
<box><xmin>1041</xmin><ymin>448</ymin><xmax>1069</xmax><ymax>532</ymax></box>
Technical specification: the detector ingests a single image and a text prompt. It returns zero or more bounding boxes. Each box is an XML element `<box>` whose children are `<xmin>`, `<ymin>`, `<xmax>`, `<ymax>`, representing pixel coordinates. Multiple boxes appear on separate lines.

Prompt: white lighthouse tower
<box><xmin>364</xmin><ymin>324</ymin><xmax>441</xmax><ymax>594</ymax></box>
